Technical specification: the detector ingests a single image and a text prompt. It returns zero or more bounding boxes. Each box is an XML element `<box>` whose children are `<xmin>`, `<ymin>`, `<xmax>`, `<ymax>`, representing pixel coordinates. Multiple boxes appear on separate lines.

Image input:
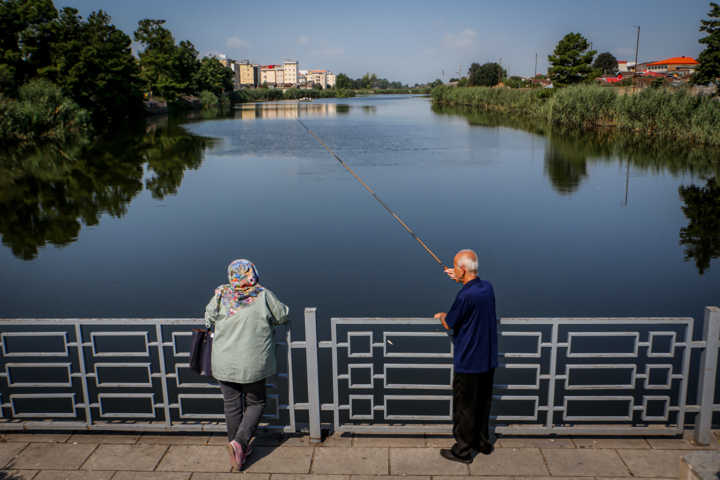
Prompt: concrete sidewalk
<box><xmin>0</xmin><ymin>429</ymin><xmax>718</xmax><ymax>480</ymax></box>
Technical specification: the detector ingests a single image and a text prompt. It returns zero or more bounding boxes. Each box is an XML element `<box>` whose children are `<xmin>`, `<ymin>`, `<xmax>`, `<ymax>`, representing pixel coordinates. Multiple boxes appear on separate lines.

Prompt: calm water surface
<box><xmin>1</xmin><ymin>95</ymin><xmax>718</xmax><ymax>329</ymax></box>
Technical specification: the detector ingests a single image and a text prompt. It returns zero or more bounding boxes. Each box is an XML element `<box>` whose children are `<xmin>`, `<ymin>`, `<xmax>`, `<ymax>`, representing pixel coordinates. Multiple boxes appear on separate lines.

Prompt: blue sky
<box><xmin>59</xmin><ymin>0</ymin><xmax>709</xmax><ymax>84</ymax></box>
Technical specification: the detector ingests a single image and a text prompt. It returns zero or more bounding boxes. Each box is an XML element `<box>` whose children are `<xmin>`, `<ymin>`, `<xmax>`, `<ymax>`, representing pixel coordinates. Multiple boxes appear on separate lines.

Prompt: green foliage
<box><xmin>134</xmin><ymin>19</ymin><xmax>189</xmax><ymax>101</ymax></box>
<box><xmin>42</xmin><ymin>8</ymin><xmax>144</xmax><ymax>125</ymax></box>
<box><xmin>547</xmin><ymin>32</ymin><xmax>601</xmax><ymax>86</ymax></box>
<box><xmin>457</xmin><ymin>77</ymin><xmax>468</xmax><ymax>87</ymax></box>
<box><xmin>593</xmin><ymin>52</ymin><xmax>619</xmax><ymax>75</ymax></box>
<box><xmin>198</xmin><ymin>90</ymin><xmax>218</xmax><ymax>108</ymax></box>
<box><xmin>650</xmin><ymin>77</ymin><xmax>666</xmax><ymax>89</ymax></box>
<box><xmin>335</xmin><ymin>89</ymin><xmax>356</xmax><ymax>98</ymax></box>
<box><xmin>195</xmin><ymin>56</ymin><xmax>234</xmax><ymax>96</ymax></box>
<box><xmin>312</xmin><ymin>82</ymin><xmax>323</xmax><ymax>90</ymax></box>
<box><xmin>0</xmin><ymin>78</ymin><xmax>89</xmax><ymax>144</ymax></box>
<box><xmin>471</xmin><ymin>62</ymin><xmax>506</xmax><ymax>87</ymax></box>
<box><xmin>691</xmin><ymin>2</ymin><xmax>720</xmax><ymax>95</ymax></box>
<box><xmin>336</xmin><ymin>72</ymin><xmax>351</xmax><ymax>90</ymax></box>
<box><xmin>361</xmin><ymin>72</ymin><xmax>377</xmax><ymax>89</ymax></box>
<box><xmin>678</xmin><ymin>181</ymin><xmax>720</xmax><ymax>274</ymax></box>
<box><xmin>432</xmin><ymin>84</ymin><xmax>720</xmax><ymax>145</ymax></box>
<box><xmin>430</xmin><ymin>78</ymin><xmax>444</xmax><ymax>87</ymax></box>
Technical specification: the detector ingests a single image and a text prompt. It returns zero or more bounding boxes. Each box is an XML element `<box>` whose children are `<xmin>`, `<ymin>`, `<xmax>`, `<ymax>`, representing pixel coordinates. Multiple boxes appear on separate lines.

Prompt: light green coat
<box><xmin>204</xmin><ymin>289</ymin><xmax>290</xmax><ymax>384</ymax></box>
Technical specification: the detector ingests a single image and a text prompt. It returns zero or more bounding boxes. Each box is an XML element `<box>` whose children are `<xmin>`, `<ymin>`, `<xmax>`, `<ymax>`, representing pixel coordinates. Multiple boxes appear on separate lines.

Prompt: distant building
<box><xmin>261</xmin><ymin>65</ymin><xmax>284</xmax><ymax>85</ymax></box>
<box><xmin>237</xmin><ymin>60</ymin><xmax>259</xmax><ymax>87</ymax></box>
<box><xmin>284</xmin><ymin>59</ymin><xmax>299</xmax><ymax>84</ymax></box>
<box><xmin>641</xmin><ymin>56</ymin><xmax>699</xmax><ymax>75</ymax></box>
<box><xmin>618</xmin><ymin>61</ymin><xmax>636</xmax><ymax>73</ymax></box>
<box><xmin>327</xmin><ymin>72</ymin><xmax>336</xmax><ymax>88</ymax></box>
<box><xmin>308</xmin><ymin>70</ymin><xmax>327</xmax><ymax>88</ymax></box>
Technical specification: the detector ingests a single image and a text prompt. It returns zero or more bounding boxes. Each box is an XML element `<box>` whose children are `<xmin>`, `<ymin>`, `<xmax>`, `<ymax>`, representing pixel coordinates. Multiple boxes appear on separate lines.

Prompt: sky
<box><xmin>59</xmin><ymin>0</ymin><xmax>710</xmax><ymax>84</ymax></box>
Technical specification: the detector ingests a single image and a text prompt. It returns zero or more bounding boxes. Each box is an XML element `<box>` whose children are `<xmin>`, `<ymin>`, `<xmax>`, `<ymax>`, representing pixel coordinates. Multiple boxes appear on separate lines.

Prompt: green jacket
<box><xmin>204</xmin><ymin>289</ymin><xmax>290</xmax><ymax>384</ymax></box>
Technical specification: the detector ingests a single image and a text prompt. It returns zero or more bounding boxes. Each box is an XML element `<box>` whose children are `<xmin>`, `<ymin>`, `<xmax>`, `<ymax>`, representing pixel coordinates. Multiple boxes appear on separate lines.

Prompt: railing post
<box><xmin>694</xmin><ymin>306</ymin><xmax>720</xmax><ymax>445</ymax></box>
<box><xmin>304</xmin><ymin>308</ymin><xmax>322</xmax><ymax>443</ymax></box>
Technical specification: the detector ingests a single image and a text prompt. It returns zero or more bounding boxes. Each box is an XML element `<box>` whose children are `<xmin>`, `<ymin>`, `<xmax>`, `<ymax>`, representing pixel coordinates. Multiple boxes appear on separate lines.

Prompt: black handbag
<box><xmin>189</xmin><ymin>293</ymin><xmax>220</xmax><ymax>378</ymax></box>
<box><xmin>189</xmin><ymin>328</ymin><xmax>214</xmax><ymax>378</ymax></box>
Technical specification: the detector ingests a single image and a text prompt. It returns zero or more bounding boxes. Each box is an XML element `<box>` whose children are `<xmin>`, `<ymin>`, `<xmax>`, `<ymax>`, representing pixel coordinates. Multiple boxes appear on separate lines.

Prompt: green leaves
<box><xmin>547</xmin><ymin>32</ymin><xmax>601</xmax><ymax>86</ymax></box>
<box><xmin>593</xmin><ymin>52</ymin><xmax>619</xmax><ymax>76</ymax></box>
<box><xmin>194</xmin><ymin>56</ymin><xmax>234</xmax><ymax>97</ymax></box>
<box><xmin>691</xmin><ymin>2</ymin><xmax>720</xmax><ymax>95</ymax></box>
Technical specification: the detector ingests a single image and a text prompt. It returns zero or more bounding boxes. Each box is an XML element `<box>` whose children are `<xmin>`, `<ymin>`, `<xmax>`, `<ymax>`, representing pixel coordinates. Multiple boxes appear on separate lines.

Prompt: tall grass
<box><xmin>432</xmin><ymin>84</ymin><xmax>720</xmax><ymax>146</ymax></box>
<box><xmin>0</xmin><ymin>79</ymin><xmax>89</xmax><ymax>145</ymax></box>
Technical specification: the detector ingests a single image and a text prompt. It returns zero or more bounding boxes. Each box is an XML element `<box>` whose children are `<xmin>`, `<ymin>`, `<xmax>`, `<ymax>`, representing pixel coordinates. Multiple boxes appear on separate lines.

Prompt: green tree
<box><xmin>134</xmin><ymin>19</ymin><xmax>186</xmax><ymax>100</ymax></box>
<box><xmin>175</xmin><ymin>40</ymin><xmax>200</xmax><ymax>94</ymax></box>
<box><xmin>471</xmin><ymin>62</ymin><xmax>507</xmax><ymax>87</ymax></box>
<box><xmin>430</xmin><ymin>78</ymin><xmax>444</xmax><ymax>87</ymax></box>
<box><xmin>467</xmin><ymin>63</ymin><xmax>481</xmax><ymax>85</ymax></box>
<box><xmin>195</xmin><ymin>56</ymin><xmax>234</xmax><ymax>96</ymax></box>
<box><xmin>691</xmin><ymin>3</ymin><xmax>720</xmax><ymax>95</ymax></box>
<box><xmin>361</xmin><ymin>72</ymin><xmax>377</xmax><ymax>89</ymax></box>
<box><xmin>593</xmin><ymin>52</ymin><xmax>619</xmax><ymax>75</ymax></box>
<box><xmin>43</xmin><ymin>8</ymin><xmax>144</xmax><ymax>125</ymax></box>
<box><xmin>0</xmin><ymin>0</ymin><xmax>58</xmax><ymax>94</ymax></box>
<box><xmin>457</xmin><ymin>77</ymin><xmax>468</xmax><ymax>87</ymax></box>
<box><xmin>547</xmin><ymin>32</ymin><xmax>600</xmax><ymax>86</ymax></box>
<box><xmin>335</xmin><ymin>72</ymin><xmax>351</xmax><ymax>89</ymax></box>
<box><xmin>679</xmin><ymin>180</ymin><xmax>720</xmax><ymax>274</ymax></box>
<box><xmin>312</xmin><ymin>82</ymin><xmax>323</xmax><ymax>90</ymax></box>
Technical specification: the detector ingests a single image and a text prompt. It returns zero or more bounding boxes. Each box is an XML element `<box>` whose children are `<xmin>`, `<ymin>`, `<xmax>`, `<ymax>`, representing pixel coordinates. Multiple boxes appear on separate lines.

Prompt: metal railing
<box><xmin>1</xmin><ymin>307</ymin><xmax>718</xmax><ymax>445</ymax></box>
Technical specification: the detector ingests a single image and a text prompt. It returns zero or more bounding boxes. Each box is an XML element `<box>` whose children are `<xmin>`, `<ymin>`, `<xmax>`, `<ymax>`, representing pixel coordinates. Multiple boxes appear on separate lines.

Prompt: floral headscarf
<box><xmin>214</xmin><ymin>259</ymin><xmax>265</xmax><ymax>315</ymax></box>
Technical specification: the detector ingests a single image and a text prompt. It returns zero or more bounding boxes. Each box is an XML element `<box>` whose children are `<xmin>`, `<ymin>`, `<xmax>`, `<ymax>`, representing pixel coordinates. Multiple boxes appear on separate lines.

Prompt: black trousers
<box><xmin>451</xmin><ymin>368</ymin><xmax>495</xmax><ymax>458</ymax></box>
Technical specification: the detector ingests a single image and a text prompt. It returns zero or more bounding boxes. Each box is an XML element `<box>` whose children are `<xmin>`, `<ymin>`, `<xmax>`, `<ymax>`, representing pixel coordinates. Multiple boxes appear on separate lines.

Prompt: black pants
<box><xmin>219</xmin><ymin>379</ymin><xmax>267</xmax><ymax>449</ymax></box>
<box><xmin>451</xmin><ymin>368</ymin><xmax>495</xmax><ymax>458</ymax></box>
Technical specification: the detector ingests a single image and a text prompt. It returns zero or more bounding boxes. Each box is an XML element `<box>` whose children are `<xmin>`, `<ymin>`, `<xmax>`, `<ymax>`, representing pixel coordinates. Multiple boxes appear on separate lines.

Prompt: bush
<box><xmin>199</xmin><ymin>90</ymin><xmax>219</xmax><ymax>108</ymax></box>
<box><xmin>0</xmin><ymin>79</ymin><xmax>89</xmax><ymax>145</ymax></box>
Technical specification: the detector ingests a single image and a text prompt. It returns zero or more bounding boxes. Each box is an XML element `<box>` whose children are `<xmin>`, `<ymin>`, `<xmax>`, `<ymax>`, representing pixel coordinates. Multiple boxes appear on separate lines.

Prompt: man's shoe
<box><xmin>242</xmin><ymin>444</ymin><xmax>253</xmax><ymax>465</ymax></box>
<box><xmin>227</xmin><ymin>440</ymin><xmax>243</xmax><ymax>470</ymax></box>
<box><xmin>440</xmin><ymin>448</ymin><xmax>473</xmax><ymax>464</ymax></box>
<box><xmin>476</xmin><ymin>443</ymin><xmax>493</xmax><ymax>455</ymax></box>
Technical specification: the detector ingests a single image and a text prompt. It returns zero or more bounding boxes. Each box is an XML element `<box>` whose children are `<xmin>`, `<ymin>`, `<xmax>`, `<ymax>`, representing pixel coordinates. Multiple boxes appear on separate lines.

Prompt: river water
<box><xmin>0</xmin><ymin>95</ymin><xmax>718</xmax><ymax>329</ymax></box>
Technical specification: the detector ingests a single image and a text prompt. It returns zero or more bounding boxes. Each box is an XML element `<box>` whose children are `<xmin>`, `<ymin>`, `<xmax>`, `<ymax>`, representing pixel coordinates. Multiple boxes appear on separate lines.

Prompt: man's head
<box><xmin>452</xmin><ymin>249</ymin><xmax>478</xmax><ymax>284</ymax></box>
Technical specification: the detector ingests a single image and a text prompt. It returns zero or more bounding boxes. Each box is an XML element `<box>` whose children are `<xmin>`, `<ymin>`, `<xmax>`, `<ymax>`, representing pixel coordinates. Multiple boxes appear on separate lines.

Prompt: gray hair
<box><xmin>457</xmin><ymin>249</ymin><xmax>478</xmax><ymax>273</ymax></box>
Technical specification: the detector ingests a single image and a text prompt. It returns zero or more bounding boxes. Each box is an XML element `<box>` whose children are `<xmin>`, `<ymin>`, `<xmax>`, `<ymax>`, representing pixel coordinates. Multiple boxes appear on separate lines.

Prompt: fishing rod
<box><xmin>282</xmin><ymin>102</ymin><xmax>448</xmax><ymax>271</ymax></box>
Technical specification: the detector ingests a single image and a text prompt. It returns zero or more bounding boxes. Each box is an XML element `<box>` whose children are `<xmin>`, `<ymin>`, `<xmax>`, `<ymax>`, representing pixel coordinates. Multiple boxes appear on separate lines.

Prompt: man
<box><xmin>434</xmin><ymin>249</ymin><xmax>498</xmax><ymax>464</ymax></box>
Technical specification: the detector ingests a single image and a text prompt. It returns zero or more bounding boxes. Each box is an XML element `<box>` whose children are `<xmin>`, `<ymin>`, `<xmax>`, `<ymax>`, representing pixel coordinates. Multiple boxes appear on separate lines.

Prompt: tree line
<box><xmin>0</xmin><ymin>0</ymin><xmax>235</xmax><ymax>142</ymax></box>
<box><xmin>335</xmin><ymin>72</ymin><xmax>406</xmax><ymax>90</ymax></box>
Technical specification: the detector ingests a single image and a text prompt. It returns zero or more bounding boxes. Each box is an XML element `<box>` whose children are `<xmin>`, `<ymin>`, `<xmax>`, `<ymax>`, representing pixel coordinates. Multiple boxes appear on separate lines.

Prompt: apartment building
<box><xmin>283</xmin><ymin>59</ymin><xmax>299</xmax><ymax>84</ymax></box>
<box><xmin>308</xmin><ymin>70</ymin><xmax>327</xmax><ymax>88</ymax></box>
<box><xmin>260</xmin><ymin>65</ymin><xmax>284</xmax><ymax>85</ymax></box>
<box><xmin>327</xmin><ymin>72</ymin><xmax>336</xmax><ymax>88</ymax></box>
<box><xmin>237</xmin><ymin>60</ymin><xmax>259</xmax><ymax>87</ymax></box>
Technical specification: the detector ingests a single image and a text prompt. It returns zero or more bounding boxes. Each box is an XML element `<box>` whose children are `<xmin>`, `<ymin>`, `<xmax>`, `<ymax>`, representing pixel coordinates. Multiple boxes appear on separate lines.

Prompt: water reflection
<box><xmin>679</xmin><ymin>181</ymin><xmax>720</xmax><ymax>275</ymax></box>
<box><xmin>233</xmin><ymin>102</ymin><xmax>357</xmax><ymax>119</ymax></box>
<box><xmin>0</xmin><ymin>118</ymin><xmax>212</xmax><ymax>260</ymax></box>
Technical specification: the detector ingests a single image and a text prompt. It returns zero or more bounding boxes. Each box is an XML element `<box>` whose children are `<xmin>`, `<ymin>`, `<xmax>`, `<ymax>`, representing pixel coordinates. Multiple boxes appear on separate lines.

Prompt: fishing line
<box><xmin>282</xmin><ymin>102</ymin><xmax>448</xmax><ymax>270</ymax></box>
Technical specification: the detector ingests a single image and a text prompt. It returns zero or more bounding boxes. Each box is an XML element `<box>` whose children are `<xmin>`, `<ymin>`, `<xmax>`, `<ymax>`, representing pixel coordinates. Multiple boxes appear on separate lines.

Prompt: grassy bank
<box><xmin>432</xmin><ymin>85</ymin><xmax>720</xmax><ymax>146</ymax></box>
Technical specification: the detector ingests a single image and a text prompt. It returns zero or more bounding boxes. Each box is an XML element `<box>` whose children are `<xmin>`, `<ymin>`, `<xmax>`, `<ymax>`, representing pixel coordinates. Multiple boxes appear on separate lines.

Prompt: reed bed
<box><xmin>432</xmin><ymin>85</ymin><xmax>720</xmax><ymax>146</ymax></box>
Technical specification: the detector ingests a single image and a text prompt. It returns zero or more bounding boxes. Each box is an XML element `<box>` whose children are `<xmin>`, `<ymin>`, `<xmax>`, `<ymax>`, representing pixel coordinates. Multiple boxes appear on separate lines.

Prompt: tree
<box><xmin>312</xmin><ymin>82</ymin><xmax>322</xmax><ymax>90</ymax></box>
<box><xmin>430</xmin><ymin>78</ymin><xmax>444</xmax><ymax>87</ymax></box>
<box><xmin>195</xmin><ymin>56</ymin><xmax>234</xmax><ymax>96</ymax></box>
<box><xmin>134</xmin><ymin>19</ymin><xmax>186</xmax><ymax>100</ymax></box>
<box><xmin>360</xmin><ymin>72</ymin><xmax>377</xmax><ymax>89</ymax></box>
<box><xmin>471</xmin><ymin>62</ymin><xmax>507</xmax><ymax>87</ymax></box>
<box><xmin>593</xmin><ymin>52</ymin><xmax>619</xmax><ymax>75</ymax></box>
<box><xmin>175</xmin><ymin>40</ymin><xmax>200</xmax><ymax>94</ymax></box>
<box><xmin>547</xmin><ymin>32</ymin><xmax>601</xmax><ymax>86</ymax></box>
<box><xmin>336</xmin><ymin>72</ymin><xmax>351</xmax><ymax>89</ymax></box>
<box><xmin>0</xmin><ymin>0</ymin><xmax>58</xmax><ymax>94</ymax></box>
<box><xmin>457</xmin><ymin>77</ymin><xmax>468</xmax><ymax>87</ymax></box>
<box><xmin>43</xmin><ymin>8</ymin><xmax>144</xmax><ymax>125</ymax></box>
<box><xmin>691</xmin><ymin>3</ymin><xmax>720</xmax><ymax>95</ymax></box>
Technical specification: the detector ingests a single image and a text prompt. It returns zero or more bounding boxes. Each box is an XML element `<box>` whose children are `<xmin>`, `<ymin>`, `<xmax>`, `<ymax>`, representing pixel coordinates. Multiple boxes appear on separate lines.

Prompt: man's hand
<box><xmin>444</xmin><ymin>268</ymin><xmax>457</xmax><ymax>281</ymax></box>
<box><xmin>434</xmin><ymin>312</ymin><xmax>449</xmax><ymax>330</ymax></box>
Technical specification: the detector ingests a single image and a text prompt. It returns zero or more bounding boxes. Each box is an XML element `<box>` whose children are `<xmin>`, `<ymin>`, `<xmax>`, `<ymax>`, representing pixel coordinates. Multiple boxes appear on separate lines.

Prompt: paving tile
<box><xmin>425</xmin><ymin>435</ymin><xmax>455</xmax><ymax>448</ymax></box>
<box><xmin>278</xmin><ymin>434</ymin><xmax>318</xmax><ymax>447</ymax></box>
<box><xmin>81</xmin><ymin>444</ymin><xmax>168</xmax><ymax>471</ymax></box>
<box><xmin>12</xmin><ymin>443</ymin><xmax>97</xmax><ymax>470</ymax></box>
<box><xmin>0</xmin><ymin>442</ymin><xmax>28</xmax><ymax>468</ymax></box>
<box><xmin>436</xmin><ymin>477</ymin><xmax>510</xmax><ymax>480</ymax></box>
<box><xmin>355</xmin><ymin>476</ymin><xmax>428</xmax><ymax>480</ymax></box>
<box><xmin>155</xmin><ymin>445</ymin><xmax>230</xmax><ymax>473</ymax></box>
<box><xmin>543</xmin><ymin>449</ymin><xmax>630</xmax><ymax>477</ymax></box>
<box><xmin>251</xmin><ymin>431</ymin><xmax>284</xmax><ymax>446</ymax></box>
<box><xmin>390</xmin><ymin>447</ymin><xmax>468</xmax><ymax>476</ymax></box>
<box><xmin>274</xmin><ymin>475</ymin><xmax>349</xmax><ymax>480</ymax></box>
<box><xmin>111</xmin><ymin>473</ymin><xmax>191</xmax><ymax>480</ymax></box>
<box><xmin>68</xmin><ymin>433</ymin><xmax>141</xmax><ymax>445</ymax></box>
<box><xmin>572</xmin><ymin>436</ymin><xmax>651</xmax><ymax>449</ymax></box>
<box><xmin>34</xmin><ymin>472</ymin><xmax>114</xmax><ymax>480</ymax></box>
<box><xmin>2</xmin><ymin>431</ymin><xmax>72</xmax><ymax>443</ymax></box>
<box><xmin>645</xmin><ymin>434</ymin><xmax>698</xmax><ymax>450</ymax></box>
<box><xmin>515</xmin><ymin>477</ymin><xmax>592</xmax><ymax>480</ymax></box>
<box><xmin>243</xmin><ymin>446</ymin><xmax>314</xmax><ymax>474</ymax></box>
<box><xmin>617</xmin><ymin>449</ymin><xmax>686</xmax><ymax>478</ymax></box>
<box><xmin>0</xmin><ymin>470</ymin><xmax>38</xmax><ymax>479</ymax></box>
<box><xmin>137</xmin><ymin>433</ymin><xmax>211</xmax><ymax>445</ymax></box>
<box><xmin>190</xmin><ymin>475</ymin><xmax>269</xmax><ymax>480</ymax></box>
<box><xmin>353</xmin><ymin>434</ymin><xmax>425</xmax><ymax>448</ymax></box>
<box><xmin>321</xmin><ymin>432</ymin><xmax>352</xmax><ymax>447</ymax></box>
<box><xmin>499</xmin><ymin>435</ymin><xmax>575</xmax><ymax>449</ymax></box>
<box><xmin>468</xmin><ymin>448</ymin><xmax>549</xmax><ymax>476</ymax></box>
<box><xmin>312</xmin><ymin>447</ymin><xmax>387</xmax><ymax>475</ymax></box>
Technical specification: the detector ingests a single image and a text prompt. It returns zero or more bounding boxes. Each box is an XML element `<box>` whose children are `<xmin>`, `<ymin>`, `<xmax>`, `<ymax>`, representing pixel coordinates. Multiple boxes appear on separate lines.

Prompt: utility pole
<box><xmin>590</xmin><ymin>42</ymin><xmax>593</xmax><ymax>51</ymax></box>
<box><xmin>498</xmin><ymin>58</ymin><xmax>502</xmax><ymax>85</ymax></box>
<box><xmin>535</xmin><ymin>53</ymin><xmax>537</xmax><ymax>77</ymax></box>
<box><xmin>633</xmin><ymin>25</ymin><xmax>640</xmax><ymax>94</ymax></box>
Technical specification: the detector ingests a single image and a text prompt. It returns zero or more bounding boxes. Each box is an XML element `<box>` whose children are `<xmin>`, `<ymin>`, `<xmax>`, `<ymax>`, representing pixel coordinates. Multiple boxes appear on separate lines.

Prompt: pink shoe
<box><xmin>242</xmin><ymin>444</ymin><xmax>253</xmax><ymax>464</ymax></box>
<box><xmin>227</xmin><ymin>440</ymin><xmax>243</xmax><ymax>470</ymax></box>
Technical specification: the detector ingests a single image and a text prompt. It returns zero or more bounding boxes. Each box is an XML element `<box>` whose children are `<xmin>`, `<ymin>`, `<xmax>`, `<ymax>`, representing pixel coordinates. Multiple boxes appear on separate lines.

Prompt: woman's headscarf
<box><xmin>214</xmin><ymin>259</ymin><xmax>265</xmax><ymax>315</ymax></box>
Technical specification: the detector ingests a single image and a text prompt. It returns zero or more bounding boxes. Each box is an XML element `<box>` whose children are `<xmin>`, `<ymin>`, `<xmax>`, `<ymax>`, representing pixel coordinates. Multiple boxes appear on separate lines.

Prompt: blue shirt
<box><xmin>444</xmin><ymin>278</ymin><xmax>499</xmax><ymax>374</ymax></box>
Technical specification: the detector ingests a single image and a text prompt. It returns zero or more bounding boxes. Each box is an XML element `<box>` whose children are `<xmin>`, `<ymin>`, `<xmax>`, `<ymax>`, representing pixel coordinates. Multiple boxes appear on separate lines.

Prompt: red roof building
<box><xmin>641</xmin><ymin>57</ymin><xmax>698</xmax><ymax>74</ymax></box>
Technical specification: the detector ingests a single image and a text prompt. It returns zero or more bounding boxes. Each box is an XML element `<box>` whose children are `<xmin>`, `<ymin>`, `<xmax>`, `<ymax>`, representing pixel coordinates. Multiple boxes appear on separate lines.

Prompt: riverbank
<box><xmin>432</xmin><ymin>85</ymin><xmax>720</xmax><ymax>146</ymax></box>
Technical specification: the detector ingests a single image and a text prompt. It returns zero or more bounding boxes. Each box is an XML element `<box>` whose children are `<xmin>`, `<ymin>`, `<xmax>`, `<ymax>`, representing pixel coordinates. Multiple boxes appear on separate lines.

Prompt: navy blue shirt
<box><xmin>444</xmin><ymin>278</ymin><xmax>499</xmax><ymax>374</ymax></box>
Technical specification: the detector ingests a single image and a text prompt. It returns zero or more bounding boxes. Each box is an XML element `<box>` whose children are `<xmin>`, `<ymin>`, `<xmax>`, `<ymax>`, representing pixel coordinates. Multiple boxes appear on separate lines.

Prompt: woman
<box><xmin>205</xmin><ymin>259</ymin><xmax>289</xmax><ymax>471</ymax></box>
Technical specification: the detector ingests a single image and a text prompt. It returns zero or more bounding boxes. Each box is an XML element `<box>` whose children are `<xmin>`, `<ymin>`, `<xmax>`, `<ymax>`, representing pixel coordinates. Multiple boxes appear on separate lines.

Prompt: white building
<box><xmin>284</xmin><ymin>59</ymin><xmax>299</xmax><ymax>84</ymax></box>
